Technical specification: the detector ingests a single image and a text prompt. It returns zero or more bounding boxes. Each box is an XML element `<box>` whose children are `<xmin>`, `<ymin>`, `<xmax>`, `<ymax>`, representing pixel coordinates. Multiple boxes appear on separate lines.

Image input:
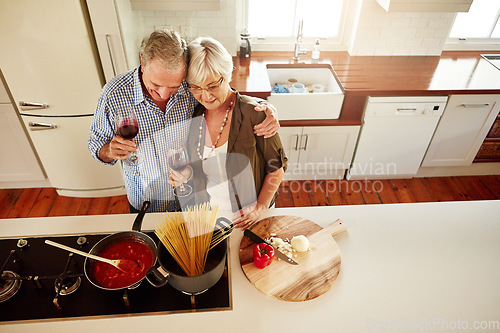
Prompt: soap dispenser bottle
<box><xmin>312</xmin><ymin>39</ymin><xmax>320</xmax><ymax>60</ymax></box>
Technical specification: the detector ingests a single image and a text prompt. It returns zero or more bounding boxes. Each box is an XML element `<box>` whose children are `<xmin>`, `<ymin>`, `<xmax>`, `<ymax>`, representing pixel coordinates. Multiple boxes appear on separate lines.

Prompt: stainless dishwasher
<box><xmin>347</xmin><ymin>96</ymin><xmax>448</xmax><ymax>179</ymax></box>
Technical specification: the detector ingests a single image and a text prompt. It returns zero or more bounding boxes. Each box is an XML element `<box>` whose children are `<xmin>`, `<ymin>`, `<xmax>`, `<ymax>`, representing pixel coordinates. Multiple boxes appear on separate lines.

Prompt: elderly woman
<box><xmin>170</xmin><ymin>36</ymin><xmax>287</xmax><ymax>229</ymax></box>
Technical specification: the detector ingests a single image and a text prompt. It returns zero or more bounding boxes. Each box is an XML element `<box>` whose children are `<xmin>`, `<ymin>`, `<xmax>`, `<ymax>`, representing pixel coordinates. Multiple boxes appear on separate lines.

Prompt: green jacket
<box><xmin>185</xmin><ymin>91</ymin><xmax>287</xmax><ymax>212</ymax></box>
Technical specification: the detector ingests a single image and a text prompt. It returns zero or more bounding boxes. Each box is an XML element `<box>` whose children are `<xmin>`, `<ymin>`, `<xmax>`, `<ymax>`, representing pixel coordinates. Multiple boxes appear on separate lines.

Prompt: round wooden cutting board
<box><xmin>239</xmin><ymin>216</ymin><xmax>347</xmax><ymax>302</ymax></box>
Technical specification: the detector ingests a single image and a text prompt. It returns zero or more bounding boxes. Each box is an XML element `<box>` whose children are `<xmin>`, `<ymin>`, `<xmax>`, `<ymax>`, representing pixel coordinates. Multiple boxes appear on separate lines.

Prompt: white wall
<box><xmin>348</xmin><ymin>0</ymin><xmax>456</xmax><ymax>55</ymax></box>
<box><xmin>131</xmin><ymin>0</ymin><xmax>457</xmax><ymax>57</ymax></box>
<box><xmin>138</xmin><ymin>0</ymin><xmax>241</xmax><ymax>56</ymax></box>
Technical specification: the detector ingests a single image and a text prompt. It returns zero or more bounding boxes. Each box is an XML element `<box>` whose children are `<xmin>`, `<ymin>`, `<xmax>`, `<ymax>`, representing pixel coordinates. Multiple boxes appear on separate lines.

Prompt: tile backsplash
<box><xmin>136</xmin><ymin>0</ymin><xmax>457</xmax><ymax>57</ymax></box>
<box><xmin>348</xmin><ymin>0</ymin><xmax>456</xmax><ymax>56</ymax></box>
<box><xmin>139</xmin><ymin>0</ymin><xmax>241</xmax><ymax>56</ymax></box>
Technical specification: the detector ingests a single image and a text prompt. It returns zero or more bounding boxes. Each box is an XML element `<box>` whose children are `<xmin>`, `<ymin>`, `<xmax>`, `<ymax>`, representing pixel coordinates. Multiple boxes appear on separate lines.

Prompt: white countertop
<box><xmin>1</xmin><ymin>200</ymin><xmax>499</xmax><ymax>332</ymax></box>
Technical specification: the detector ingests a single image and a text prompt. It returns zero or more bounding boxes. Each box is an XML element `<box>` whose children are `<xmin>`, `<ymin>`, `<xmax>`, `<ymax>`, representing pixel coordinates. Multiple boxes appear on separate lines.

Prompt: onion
<box><xmin>290</xmin><ymin>235</ymin><xmax>309</xmax><ymax>252</ymax></box>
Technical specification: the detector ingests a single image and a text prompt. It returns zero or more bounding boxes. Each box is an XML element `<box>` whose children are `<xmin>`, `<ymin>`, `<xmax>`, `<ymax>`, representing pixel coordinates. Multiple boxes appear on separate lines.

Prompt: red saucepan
<box><xmin>83</xmin><ymin>201</ymin><xmax>161</xmax><ymax>290</ymax></box>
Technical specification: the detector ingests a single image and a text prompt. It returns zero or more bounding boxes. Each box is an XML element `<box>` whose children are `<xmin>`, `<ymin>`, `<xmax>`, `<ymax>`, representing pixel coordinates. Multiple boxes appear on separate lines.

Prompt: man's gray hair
<box><xmin>141</xmin><ymin>30</ymin><xmax>188</xmax><ymax>73</ymax></box>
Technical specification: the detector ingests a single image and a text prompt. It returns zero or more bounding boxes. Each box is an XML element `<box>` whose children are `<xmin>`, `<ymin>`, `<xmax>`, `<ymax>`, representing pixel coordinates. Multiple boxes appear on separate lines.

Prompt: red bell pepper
<box><xmin>253</xmin><ymin>243</ymin><xmax>275</xmax><ymax>269</ymax></box>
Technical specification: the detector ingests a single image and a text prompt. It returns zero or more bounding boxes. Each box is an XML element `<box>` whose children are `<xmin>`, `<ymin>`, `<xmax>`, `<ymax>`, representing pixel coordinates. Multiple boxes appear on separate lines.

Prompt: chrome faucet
<box><xmin>293</xmin><ymin>20</ymin><xmax>308</xmax><ymax>61</ymax></box>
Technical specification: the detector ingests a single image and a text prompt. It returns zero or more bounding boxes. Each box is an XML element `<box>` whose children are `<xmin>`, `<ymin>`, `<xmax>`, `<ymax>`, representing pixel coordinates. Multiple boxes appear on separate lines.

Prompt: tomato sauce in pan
<box><xmin>91</xmin><ymin>240</ymin><xmax>154</xmax><ymax>289</ymax></box>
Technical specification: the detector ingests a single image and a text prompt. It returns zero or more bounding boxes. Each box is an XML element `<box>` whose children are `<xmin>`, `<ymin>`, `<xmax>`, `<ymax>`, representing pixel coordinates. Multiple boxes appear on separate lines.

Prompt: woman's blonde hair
<box><xmin>141</xmin><ymin>30</ymin><xmax>188</xmax><ymax>73</ymax></box>
<box><xmin>186</xmin><ymin>37</ymin><xmax>233</xmax><ymax>86</ymax></box>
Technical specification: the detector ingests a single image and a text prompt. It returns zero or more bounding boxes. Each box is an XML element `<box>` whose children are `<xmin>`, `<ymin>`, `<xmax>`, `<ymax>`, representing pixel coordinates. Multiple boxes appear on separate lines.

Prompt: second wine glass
<box><xmin>167</xmin><ymin>143</ymin><xmax>193</xmax><ymax>197</ymax></box>
<box><xmin>115</xmin><ymin>107</ymin><xmax>143</xmax><ymax>166</ymax></box>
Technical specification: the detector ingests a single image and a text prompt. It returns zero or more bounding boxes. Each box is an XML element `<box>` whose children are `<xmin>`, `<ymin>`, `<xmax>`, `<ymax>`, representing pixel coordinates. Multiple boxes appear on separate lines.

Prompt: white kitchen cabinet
<box><xmin>0</xmin><ymin>105</ymin><xmax>46</xmax><ymax>183</ymax></box>
<box><xmin>86</xmin><ymin>0</ymin><xmax>142</xmax><ymax>83</ymax></box>
<box><xmin>376</xmin><ymin>0</ymin><xmax>473</xmax><ymax>12</ymax></box>
<box><xmin>20</xmin><ymin>115</ymin><xmax>125</xmax><ymax>197</ymax></box>
<box><xmin>279</xmin><ymin>126</ymin><xmax>360</xmax><ymax>180</ymax></box>
<box><xmin>0</xmin><ymin>76</ymin><xmax>45</xmax><ymax>183</ymax></box>
<box><xmin>422</xmin><ymin>94</ymin><xmax>500</xmax><ymax>167</ymax></box>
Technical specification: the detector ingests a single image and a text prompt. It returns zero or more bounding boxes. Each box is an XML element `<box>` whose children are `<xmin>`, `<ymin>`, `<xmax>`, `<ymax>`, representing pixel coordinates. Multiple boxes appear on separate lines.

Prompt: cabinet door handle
<box><xmin>28</xmin><ymin>121</ymin><xmax>57</xmax><ymax>131</ymax></box>
<box><xmin>19</xmin><ymin>101</ymin><xmax>49</xmax><ymax>110</ymax></box>
<box><xmin>300</xmin><ymin>134</ymin><xmax>309</xmax><ymax>150</ymax></box>
<box><xmin>106</xmin><ymin>34</ymin><xmax>117</xmax><ymax>77</ymax></box>
<box><xmin>460</xmin><ymin>103</ymin><xmax>490</xmax><ymax>108</ymax></box>
<box><xmin>293</xmin><ymin>134</ymin><xmax>300</xmax><ymax>151</ymax></box>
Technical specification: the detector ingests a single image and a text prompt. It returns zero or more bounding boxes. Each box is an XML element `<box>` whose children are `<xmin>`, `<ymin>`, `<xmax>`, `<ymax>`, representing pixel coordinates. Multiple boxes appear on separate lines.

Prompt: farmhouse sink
<box><xmin>481</xmin><ymin>54</ymin><xmax>500</xmax><ymax>70</ymax></box>
<box><xmin>266</xmin><ymin>64</ymin><xmax>344</xmax><ymax>120</ymax></box>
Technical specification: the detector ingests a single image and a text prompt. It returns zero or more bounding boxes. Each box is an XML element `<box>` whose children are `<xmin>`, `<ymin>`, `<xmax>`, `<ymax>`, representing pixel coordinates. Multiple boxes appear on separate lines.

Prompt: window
<box><xmin>247</xmin><ymin>0</ymin><xmax>347</xmax><ymax>50</ymax></box>
<box><xmin>446</xmin><ymin>0</ymin><xmax>500</xmax><ymax>49</ymax></box>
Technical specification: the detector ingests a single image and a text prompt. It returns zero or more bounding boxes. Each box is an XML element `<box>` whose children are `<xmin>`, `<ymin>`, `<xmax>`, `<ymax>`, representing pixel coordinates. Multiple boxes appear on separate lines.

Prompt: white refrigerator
<box><xmin>0</xmin><ymin>0</ymin><xmax>128</xmax><ymax>197</ymax></box>
<box><xmin>86</xmin><ymin>0</ymin><xmax>144</xmax><ymax>83</ymax></box>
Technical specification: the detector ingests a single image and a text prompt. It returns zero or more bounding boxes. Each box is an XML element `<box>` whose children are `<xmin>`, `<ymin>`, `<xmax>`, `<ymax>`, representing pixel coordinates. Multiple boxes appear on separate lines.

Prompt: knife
<box><xmin>244</xmin><ymin>229</ymin><xmax>299</xmax><ymax>265</ymax></box>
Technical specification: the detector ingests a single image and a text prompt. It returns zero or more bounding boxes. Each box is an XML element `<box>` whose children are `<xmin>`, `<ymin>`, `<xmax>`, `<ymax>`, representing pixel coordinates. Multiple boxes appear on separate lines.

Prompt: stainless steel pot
<box><xmin>84</xmin><ymin>201</ymin><xmax>161</xmax><ymax>290</ymax></box>
<box><xmin>146</xmin><ymin>217</ymin><xmax>231</xmax><ymax>294</ymax></box>
<box><xmin>147</xmin><ymin>238</ymin><xmax>227</xmax><ymax>294</ymax></box>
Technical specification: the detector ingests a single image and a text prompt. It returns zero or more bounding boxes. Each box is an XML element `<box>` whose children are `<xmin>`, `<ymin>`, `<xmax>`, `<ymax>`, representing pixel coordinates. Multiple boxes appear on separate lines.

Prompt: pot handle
<box><xmin>213</xmin><ymin>216</ymin><xmax>234</xmax><ymax>238</ymax></box>
<box><xmin>132</xmin><ymin>201</ymin><xmax>151</xmax><ymax>232</ymax></box>
<box><xmin>145</xmin><ymin>265</ymin><xmax>168</xmax><ymax>288</ymax></box>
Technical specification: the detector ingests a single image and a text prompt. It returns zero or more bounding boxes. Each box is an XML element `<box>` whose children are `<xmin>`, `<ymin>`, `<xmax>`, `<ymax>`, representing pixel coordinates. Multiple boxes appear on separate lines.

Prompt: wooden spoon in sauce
<box><xmin>45</xmin><ymin>240</ymin><xmax>139</xmax><ymax>273</ymax></box>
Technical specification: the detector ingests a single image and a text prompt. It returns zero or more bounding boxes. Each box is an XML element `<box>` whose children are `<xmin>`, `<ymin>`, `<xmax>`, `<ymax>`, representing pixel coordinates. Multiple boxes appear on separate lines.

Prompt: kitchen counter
<box><xmin>2</xmin><ymin>200</ymin><xmax>499</xmax><ymax>332</ymax></box>
<box><xmin>232</xmin><ymin>51</ymin><xmax>500</xmax><ymax>124</ymax></box>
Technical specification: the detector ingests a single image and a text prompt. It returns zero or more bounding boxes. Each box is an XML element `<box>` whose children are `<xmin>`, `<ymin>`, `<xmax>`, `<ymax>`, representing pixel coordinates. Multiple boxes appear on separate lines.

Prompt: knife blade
<box><xmin>244</xmin><ymin>229</ymin><xmax>298</xmax><ymax>265</ymax></box>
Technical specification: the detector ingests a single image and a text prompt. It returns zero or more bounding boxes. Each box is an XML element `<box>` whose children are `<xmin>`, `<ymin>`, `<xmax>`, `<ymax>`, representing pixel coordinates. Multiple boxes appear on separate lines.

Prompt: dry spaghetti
<box><xmin>155</xmin><ymin>203</ymin><xmax>219</xmax><ymax>276</ymax></box>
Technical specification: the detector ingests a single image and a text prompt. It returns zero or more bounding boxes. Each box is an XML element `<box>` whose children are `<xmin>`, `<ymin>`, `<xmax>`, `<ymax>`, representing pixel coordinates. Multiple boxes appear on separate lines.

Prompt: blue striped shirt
<box><xmin>88</xmin><ymin>67</ymin><xmax>198</xmax><ymax>212</ymax></box>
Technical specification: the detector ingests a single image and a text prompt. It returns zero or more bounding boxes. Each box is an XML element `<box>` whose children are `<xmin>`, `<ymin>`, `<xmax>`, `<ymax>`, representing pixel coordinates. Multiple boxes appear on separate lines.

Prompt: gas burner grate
<box><xmin>54</xmin><ymin>276</ymin><xmax>81</xmax><ymax>296</ymax></box>
<box><xmin>0</xmin><ymin>271</ymin><xmax>22</xmax><ymax>303</ymax></box>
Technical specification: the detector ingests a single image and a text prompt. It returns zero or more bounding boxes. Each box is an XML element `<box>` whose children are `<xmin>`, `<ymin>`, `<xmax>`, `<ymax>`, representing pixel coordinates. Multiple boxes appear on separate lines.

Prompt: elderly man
<box><xmin>89</xmin><ymin>30</ymin><xmax>279</xmax><ymax>213</ymax></box>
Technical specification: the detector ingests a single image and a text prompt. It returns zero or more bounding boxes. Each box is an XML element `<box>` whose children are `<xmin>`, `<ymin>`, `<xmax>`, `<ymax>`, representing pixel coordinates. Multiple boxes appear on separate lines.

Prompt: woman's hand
<box><xmin>253</xmin><ymin>102</ymin><xmax>279</xmax><ymax>138</ymax></box>
<box><xmin>167</xmin><ymin>166</ymin><xmax>192</xmax><ymax>187</ymax></box>
<box><xmin>232</xmin><ymin>201</ymin><xmax>268</xmax><ymax>230</ymax></box>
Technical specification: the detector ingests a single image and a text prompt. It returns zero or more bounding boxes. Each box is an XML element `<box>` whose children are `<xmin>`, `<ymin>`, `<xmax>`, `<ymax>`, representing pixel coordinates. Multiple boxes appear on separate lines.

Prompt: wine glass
<box><xmin>167</xmin><ymin>143</ymin><xmax>193</xmax><ymax>197</ymax></box>
<box><xmin>115</xmin><ymin>107</ymin><xmax>143</xmax><ymax>166</ymax></box>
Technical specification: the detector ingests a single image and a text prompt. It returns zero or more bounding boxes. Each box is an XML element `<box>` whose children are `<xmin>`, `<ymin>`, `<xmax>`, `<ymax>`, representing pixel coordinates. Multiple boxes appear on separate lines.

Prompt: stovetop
<box><xmin>0</xmin><ymin>232</ymin><xmax>231</xmax><ymax>323</ymax></box>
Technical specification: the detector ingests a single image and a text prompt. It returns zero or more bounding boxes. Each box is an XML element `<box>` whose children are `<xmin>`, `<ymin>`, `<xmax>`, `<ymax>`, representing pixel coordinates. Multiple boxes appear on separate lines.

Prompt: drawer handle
<box><xmin>28</xmin><ymin>121</ymin><xmax>57</xmax><ymax>131</ymax></box>
<box><xmin>460</xmin><ymin>103</ymin><xmax>490</xmax><ymax>108</ymax></box>
<box><xmin>19</xmin><ymin>101</ymin><xmax>49</xmax><ymax>109</ymax></box>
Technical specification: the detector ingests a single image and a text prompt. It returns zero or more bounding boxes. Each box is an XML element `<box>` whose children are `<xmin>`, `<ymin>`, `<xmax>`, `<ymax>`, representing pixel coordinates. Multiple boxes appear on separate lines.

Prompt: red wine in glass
<box><xmin>117</xmin><ymin>119</ymin><xmax>139</xmax><ymax>139</ymax></box>
<box><xmin>167</xmin><ymin>144</ymin><xmax>192</xmax><ymax>197</ymax></box>
<box><xmin>115</xmin><ymin>107</ymin><xmax>142</xmax><ymax>166</ymax></box>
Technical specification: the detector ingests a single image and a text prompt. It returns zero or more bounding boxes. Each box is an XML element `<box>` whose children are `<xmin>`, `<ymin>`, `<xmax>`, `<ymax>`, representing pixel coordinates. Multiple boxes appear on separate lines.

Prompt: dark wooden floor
<box><xmin>0</xmin><ymin>175</ymin><xmax>499</xmax><ymax>219</ymax></box>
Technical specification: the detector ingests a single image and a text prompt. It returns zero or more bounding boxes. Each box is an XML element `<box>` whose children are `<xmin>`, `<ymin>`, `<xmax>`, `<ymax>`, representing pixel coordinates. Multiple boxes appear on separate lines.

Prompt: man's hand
<box><xmin>253</xmin><ymin>102</ymin><xmax>279</xmax><ymax>138</ymax></box>
<box><xmin>99</xmin><ymin>136</ymin><xmax>137</xmax><ymax>163</ymax></box>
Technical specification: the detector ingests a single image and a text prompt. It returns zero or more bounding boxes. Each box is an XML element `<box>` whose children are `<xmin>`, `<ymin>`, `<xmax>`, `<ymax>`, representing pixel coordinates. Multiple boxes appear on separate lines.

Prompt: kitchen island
<box><xmin>1</xmin><ymin>200</ymin><xmax>500</xmax><ymax>332</ymax></box>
